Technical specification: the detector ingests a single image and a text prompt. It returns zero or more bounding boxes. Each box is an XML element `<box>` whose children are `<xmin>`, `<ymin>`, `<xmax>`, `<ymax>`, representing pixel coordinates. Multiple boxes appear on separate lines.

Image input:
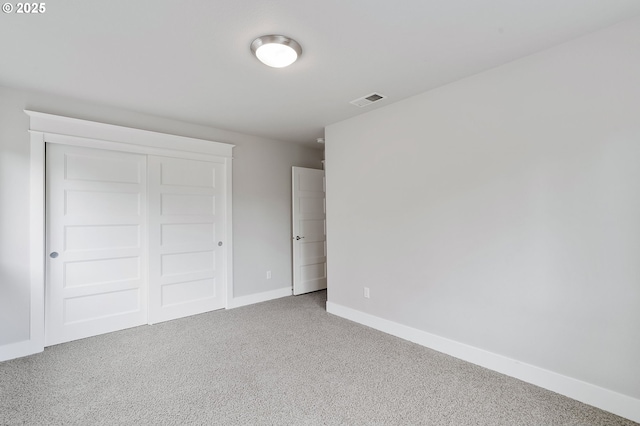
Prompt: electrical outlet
<box><xmin>266</xmin><ymin>270</ymin><xmax>272</xmax><ymax>279</ymax></box>
<box><xmin>363</xmin><ymin>287</ymin><xmax>370</xmax><ymax>298</ymax></box>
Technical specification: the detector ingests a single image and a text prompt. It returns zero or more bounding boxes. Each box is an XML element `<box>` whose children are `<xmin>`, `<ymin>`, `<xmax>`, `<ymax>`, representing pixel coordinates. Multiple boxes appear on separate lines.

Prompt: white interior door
<box><xmin>45</xmin><ymin>144</ymin><xmax>148</xmax><ymax>346</ymax></box>
<box><xmin>148</xmin><ymin>156</ymin><xmax>226</xmax><ymax>323</ymax></box>
<box><xmin>292</xmin><ymin>167</ymin><xmax>327</xmax><ymax>295</ymax></box>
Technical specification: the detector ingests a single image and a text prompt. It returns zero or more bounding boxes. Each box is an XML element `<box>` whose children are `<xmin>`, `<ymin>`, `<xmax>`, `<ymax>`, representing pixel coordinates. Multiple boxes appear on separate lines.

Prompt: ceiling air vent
<box><xmin>349</xmin><ymin>92</ymin><xmax>387</xmax><ymax>108</ymax></box>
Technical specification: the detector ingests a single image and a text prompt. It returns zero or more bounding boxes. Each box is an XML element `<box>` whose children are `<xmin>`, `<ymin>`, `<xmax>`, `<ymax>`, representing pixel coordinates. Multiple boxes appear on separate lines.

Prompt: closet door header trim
<box><xmin>25</xmin><ymin>110</ymin><xmax>235</xmax><ymax>158</ymax></box>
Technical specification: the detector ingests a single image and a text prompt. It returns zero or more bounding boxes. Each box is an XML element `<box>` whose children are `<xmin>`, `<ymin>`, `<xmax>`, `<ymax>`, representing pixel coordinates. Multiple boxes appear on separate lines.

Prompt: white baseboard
<box><xmin>1</xmin><ymin>287</ymin><xmax>293</xmax><ymax>362</ymax></box>
<box><xmin>326</xmin><ymin>301</ymin><xmax>640</xmax><ymax>423</ymax></box>
<box><xmin>0</xmin><ymin>338</ymin><xmax>43</xmax><ymax>363</ymax></box>
<box><xmin>227</xmin><ymin>287</ymin><xmax>292</xmax><ymax>309</ymax></box>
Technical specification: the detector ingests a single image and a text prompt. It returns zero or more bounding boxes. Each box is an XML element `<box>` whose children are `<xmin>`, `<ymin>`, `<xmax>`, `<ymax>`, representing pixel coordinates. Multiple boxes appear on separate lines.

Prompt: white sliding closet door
<box><xmin>46</xmin><ymin>144</ymin><xmax>148</xmax><ymax>346</ymax></box>
<box><xmin>148</xmin><ymin>156</ymin><xmax>226</xmax><ymax>324</ymax></box>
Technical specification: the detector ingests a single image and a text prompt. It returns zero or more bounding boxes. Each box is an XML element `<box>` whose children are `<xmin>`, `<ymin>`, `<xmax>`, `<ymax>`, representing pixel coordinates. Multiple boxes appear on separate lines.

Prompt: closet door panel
<box><xmin>45</xmin><ymin>144</ymin><xmax>148</xmax><ymax>346</ymax></box>
<box><xmin>148</xmin><ymin>156</ymin><xmax>226</xmax><ymax>324</ymax></box>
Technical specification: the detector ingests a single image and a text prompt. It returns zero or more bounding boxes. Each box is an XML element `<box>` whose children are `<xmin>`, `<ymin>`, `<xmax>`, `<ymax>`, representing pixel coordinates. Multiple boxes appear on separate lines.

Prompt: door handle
<box><xmin>295</xmin><ymin>236</ymin><xmax>305</xmax><ymax>240</ymax></box>
<box><xmin>50</xmin><ymin>252</ymin><xmax>59</xmax><ymax>258</ymax></box>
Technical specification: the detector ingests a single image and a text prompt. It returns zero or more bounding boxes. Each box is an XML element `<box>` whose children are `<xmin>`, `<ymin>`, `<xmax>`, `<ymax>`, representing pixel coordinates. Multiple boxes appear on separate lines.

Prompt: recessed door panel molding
<box><xmin>300</xmin><ymin>197</ymin><xmax>324</xmax><ymax>214</ymax></box>
<box><xmin>299</xmin><ymin>173</ymin><xmax>324</xmax><ymax>192</ymax></box>
<box><xmin>46</xmin><ymin>144</ymin><xmax>148</xmax><ymax>346</ymax></box>
<box><xmin>65</xmin><ymin>225</ymin><xmax>140</xmax><ymax>251</ymax></box>
<box><xmin>161</xmin><ymin>251</ymin><xmax>215</xmax><ymax>276</ymax></box>
<box><xmin>64</xmin><ymin>153</ymin><xmax>142</xmax><ymax>184</ymax></box>
<box><xmin>301</xmin><ymin>241</ymin><xmax>325</xmax><ymax>260</ymax></box>
<box><xmin>161</xmin><ymin>279</ymin><xmax>216</xmax><ymax>308</ymax></box>
<box><xmin>161</xmin><ymin>223</ymin><xmax>215</xmax><ymax>246</ymax></box>
<box><xmin>301</xmin><ymin>264</ymin><xmax>326</xmax><ymax>281</ymax></box>
<box><xmin>64</xmin><ymin>289</ymin><xmax>141</xmax><ymax>324</ymax></box>
<box><xmin>64</xmin><ymin>257</ymin><xmax>140</xmax><ymax>288</ymax></box>
<box><xmin>65</xmin><ymin>190</ymin><xmax>141</xmax><ymax>218</ymax></box>
<box><xmin>292</xmin><ymin>167</ymin><xmax>327</xmax><ymax>295</ymax></box>
<box><xmin>300</xmin><ymin>219</ymin><xmax>325</xmax><ymax>241</ymax></box>
<box><xmin>148</xmin><ymin>156</ymin><xmax>226</xmax><ymax>324</ymax></box>
<box><xmin>160</xmin><ymin>160</ymin><xmax>216</xmax><ymax>188</ymax></box>
<box><xmin>161</xmin><ymin>193</ymin><xmax>215</xmax><ymax>216</ymax></box>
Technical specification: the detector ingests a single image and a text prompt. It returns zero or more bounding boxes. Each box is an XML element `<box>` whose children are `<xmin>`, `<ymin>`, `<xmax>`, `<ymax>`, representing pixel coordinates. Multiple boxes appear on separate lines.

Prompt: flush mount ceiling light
<box><xmin>250</xmin><ymin>35</ymin><xmax>302</xmax><ymax>68</ymax></box>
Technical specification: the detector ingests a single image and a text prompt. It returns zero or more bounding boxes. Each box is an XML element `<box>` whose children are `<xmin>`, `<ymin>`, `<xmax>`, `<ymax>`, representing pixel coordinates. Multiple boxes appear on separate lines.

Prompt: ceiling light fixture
<box><xmin>250</xmin><ymin>35</ymin><xmax>302</xmax><ymax>68</ymax></box>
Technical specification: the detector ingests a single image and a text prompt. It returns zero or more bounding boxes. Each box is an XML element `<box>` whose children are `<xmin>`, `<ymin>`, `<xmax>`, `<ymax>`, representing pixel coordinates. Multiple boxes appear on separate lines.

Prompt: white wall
<box><xmin>325</xmin><ymin>16</ymin><xmax>640</xmax><ymax>408</ymax></box>
<box><xmin>233</xmin><ymin>138</ymin><xmax>324</xmax><ymax>298</ymax></box>
<box><xmin>0</xmin><ymin>85</ymin><xmax>323</xmax><ymax>346</ymax></box>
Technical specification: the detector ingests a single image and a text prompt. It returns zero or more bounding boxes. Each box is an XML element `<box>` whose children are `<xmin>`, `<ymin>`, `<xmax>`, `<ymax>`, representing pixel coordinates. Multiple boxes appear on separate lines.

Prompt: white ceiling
<box><xmin>1</xmin><ymin>1</ymin><xmax>639</xmax><ymax>146</ymax></box>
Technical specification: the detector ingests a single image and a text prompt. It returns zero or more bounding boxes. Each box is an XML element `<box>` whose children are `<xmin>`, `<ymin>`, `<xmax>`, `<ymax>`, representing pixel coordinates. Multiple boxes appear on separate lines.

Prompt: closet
<box><xmin>32</xmin><ymin>112</ymin><xmax>233</xmax><ymax>346</ymax></box>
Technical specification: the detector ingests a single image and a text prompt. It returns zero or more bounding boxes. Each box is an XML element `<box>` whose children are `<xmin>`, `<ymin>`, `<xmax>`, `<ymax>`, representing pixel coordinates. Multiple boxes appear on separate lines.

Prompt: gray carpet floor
<box><xmin>0</xmin><ymin>290</ymin><xmax>636</xmax><ymax>425</ymax></box>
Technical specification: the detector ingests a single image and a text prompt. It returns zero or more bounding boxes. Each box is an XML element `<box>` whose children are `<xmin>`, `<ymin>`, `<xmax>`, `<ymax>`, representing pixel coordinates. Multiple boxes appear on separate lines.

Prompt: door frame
<box><xmin>22</xmin><ymin>110</ymin><xmax>234</xmax><ymax>360</ymax></box>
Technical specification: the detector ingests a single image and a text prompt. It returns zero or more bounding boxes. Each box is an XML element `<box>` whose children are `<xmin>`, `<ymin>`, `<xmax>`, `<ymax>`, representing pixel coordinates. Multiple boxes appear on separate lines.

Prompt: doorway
<box><xmin>292</xmin><ymin>166</ymin><xmax>327</xmax><ymax>295</ymax></box>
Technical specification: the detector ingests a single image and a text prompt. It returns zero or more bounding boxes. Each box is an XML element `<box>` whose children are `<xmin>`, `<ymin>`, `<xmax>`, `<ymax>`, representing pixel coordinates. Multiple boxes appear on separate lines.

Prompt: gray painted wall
<box><xmin>0</xmin><ymin>85</ymin><xmax>323</xmax><ymax>345</ymax></box>
<box><xmin>325</xmin><ymin>18</ymin><xmax>640</xmax><ymax>399</ymax></box>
